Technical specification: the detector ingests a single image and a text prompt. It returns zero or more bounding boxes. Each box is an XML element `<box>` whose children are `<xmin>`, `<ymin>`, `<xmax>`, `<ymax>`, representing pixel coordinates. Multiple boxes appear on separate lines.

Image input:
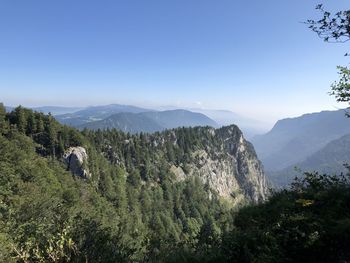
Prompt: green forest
<box><xmin>0</xmin><ymin>104</ymin><xmax>349</xmax><ymax>262</ymax></box>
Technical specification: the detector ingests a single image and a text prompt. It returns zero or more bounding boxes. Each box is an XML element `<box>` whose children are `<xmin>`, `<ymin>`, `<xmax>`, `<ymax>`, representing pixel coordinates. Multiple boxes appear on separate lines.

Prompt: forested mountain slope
<box><xmin>269</xmin><ymin>133</ymin><xmax>350</xmax><ymax>186</ymax></box>
<box><xmin>78</xmin><ymin>110</ymin><xmax>219</xmax><ymax>133</ymax></box>
<box><xmin>251</xmin><ymin>109</ymin><xmax>350</xmax><ymax>171</ymax></box>
<box><xmin>56</xmin><ymin>104</ymin><xmax>151</xmax><ymax>126</ymax></box>
<box><xmin>83</xmin><ymin>121</ymin><xmax>268</xmax><ymax>203</ymax></box>
<box><xmin>1</xmin><ymin>104</ymin><xmax>350</xmax><ymax>262</ymax></box>
<box><xmin>79</xmin><ymin>112</ymin><xmax>164</xmax><ymax>133</ymax></box>
<box><xmin>0</xmin><ymin>104</ymin><xmax>267</xmax><ymax>262</ymax></box>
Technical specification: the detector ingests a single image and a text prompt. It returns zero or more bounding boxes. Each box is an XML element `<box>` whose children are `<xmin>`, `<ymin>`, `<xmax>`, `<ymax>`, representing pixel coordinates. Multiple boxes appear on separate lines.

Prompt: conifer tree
<box><xmin>0</xmin><ymin>103</ymin><xmax>8</xmax><ymax>133</ymax></box>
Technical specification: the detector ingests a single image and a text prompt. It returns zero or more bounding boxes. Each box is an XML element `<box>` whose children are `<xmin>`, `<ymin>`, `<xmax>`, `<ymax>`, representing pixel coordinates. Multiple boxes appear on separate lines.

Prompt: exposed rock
<box><xmin>97</xmin><ymin>124</ymin><xmax>269</xmax><ymax>205</ymax></box>
<box><xmin>170</xmin><ymin>165</ymin><xmax>186</xmax><ymax>181</ymax></box>
<box><xmin>170</xmin><ymin>125</ymin><xmax>269</xmax><ymax>204</ymax></box>
<box><xmin>63</xmin><ymin>147</ymin><xmax>91</xmax><ymax>179</ymax></box>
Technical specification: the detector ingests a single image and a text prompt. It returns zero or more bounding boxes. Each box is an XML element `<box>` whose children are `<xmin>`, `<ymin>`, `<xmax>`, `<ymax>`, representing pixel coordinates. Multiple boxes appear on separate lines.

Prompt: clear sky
<box><xmin>0</xmin><ymin>0</ymin><xmax>349</xmax><ymax>125</ymax></box>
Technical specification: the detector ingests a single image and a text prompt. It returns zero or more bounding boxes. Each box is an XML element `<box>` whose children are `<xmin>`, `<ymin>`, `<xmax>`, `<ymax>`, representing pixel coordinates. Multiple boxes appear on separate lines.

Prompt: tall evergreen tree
<box><xmin>0</xmin><ymin>103</ymin><xmax>7</xmax><ymax>133</ymax></box>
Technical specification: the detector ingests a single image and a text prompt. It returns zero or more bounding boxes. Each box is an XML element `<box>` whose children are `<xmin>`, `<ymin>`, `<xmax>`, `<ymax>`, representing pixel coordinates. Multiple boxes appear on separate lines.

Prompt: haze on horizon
<box><xmin>0</xmin><ymin>0</ymin><xmax>349</xmax><ymax>126</ymax></box>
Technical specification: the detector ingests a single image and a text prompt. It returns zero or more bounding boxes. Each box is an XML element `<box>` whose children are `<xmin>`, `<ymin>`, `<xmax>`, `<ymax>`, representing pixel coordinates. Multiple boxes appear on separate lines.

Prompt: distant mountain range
<box><xmin>250</xmin><ymin>109</ymin><xmax>350</xmax><ymax>186</ymax></box>
<box><xmin>158</xmin><ymin>106</ymin><xmax>270</xmax><ymax>138</ymax></box>
<box><xmin>47</xmin><ymin>104</ymin><xmax>219</xmax><ymax>132</ymax></box>
<box><xmin>79</xmin><ymin>110</ymin><xmax>218</xmax><ymax>133</ymax></box>
<box><xmin>5</xmin><ymin>106</ymin><xmax>82</xmax><ymax>115</ymax></box>
<box><xmin>5</xmin><ymin>104</ymin><xmax>269</xmax><ymax>137</ymax></box>
<box><xmin>55</xmin><ymin>104</ymin><xmax>151</xmax><ymax>126</ymax></box>
<box><xmin>6</xmin><ymin>104</ymin><xmax>350</xmax><ymax>187</ymax></box>
<box><xmin>188</xmin><ymin>108</ymin><xmax>268</xmax><ymax>138</ymax></box>
<box><xmin>270</xmin><ymin>134</ymin><xmax>350</xmax><ymax>186</ymax></box>
<box><xmin>251</xmin><ymin>109</ymin><xmax>350</xmax><ymax>171</ymax></box>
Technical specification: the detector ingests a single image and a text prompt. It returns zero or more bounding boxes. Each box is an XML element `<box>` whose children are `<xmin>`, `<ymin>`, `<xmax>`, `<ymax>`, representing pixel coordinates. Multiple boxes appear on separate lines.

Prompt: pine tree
<box><xmin>0</xmin><ymin>103</ymin><xmax>8</xmax><ymax>133</ymax></box>
<box><xmin>26</xmin><ymin>113</ymin><xmax>36</xmax><ymax>136</ymax></box>
<box><xmin>46</xmin><ymin>114</ymin><xmax>58</xmax><ymax>157</ymax></box>
<box><xmin>14</xmin><ymin>106</ymin><xmax>27</xmax><ymax>133</ymax></box>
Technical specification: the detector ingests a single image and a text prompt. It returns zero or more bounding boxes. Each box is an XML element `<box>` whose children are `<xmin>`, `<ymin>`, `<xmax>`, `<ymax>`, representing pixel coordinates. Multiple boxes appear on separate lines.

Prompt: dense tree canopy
<box><xmin>0</xmin><ymin>106</ymin><xmax>233</xmax><ymax>262</ymax></box>
<box><xmin>1</xmin><ymin>106</ymin><xmax>350</xmax><ymax>262</ymax></box>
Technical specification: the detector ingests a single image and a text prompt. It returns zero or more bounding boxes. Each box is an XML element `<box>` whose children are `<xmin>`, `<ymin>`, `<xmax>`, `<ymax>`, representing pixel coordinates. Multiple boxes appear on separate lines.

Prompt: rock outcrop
<box><xmin>93</xmin><ymin>124</ymin><xmax>269</xmax><ymax>205</ymax></box>
<box><xmin>168</xmin><ymin>125</ymin><xmax>269</xmax><ymax>204</ymax></box>
<box><xmin>63</xmin><ymin>147</ymin><xmax>91</xmax><ymax>179</ymax></box>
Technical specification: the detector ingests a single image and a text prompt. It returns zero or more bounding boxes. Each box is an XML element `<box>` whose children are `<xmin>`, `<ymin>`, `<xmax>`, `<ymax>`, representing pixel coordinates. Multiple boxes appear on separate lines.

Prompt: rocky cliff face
<box><xmin>169</xmin><ymin>126</ymin><xmax>268</xmax><ymax>204</ymax></box>
<box><xmin>75</xmin><ymin>124</ymin><xmax>268</xmax><ymax>205</ymax></box>
<box><xmin>63</xmin><ymin>147</ymin><xmax>91</xmax><ymax>179</ymax></box>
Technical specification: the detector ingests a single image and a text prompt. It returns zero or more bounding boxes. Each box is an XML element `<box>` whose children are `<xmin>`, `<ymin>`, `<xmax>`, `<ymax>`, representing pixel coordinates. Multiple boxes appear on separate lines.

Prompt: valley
<box><xmin>2</xmin><ymin>1</ymin><xmax>350</xmax><ymax>261</ymax></box>
<box><xmin>1</xmin><ymin>104</ymin><xmax>349</xmax><ymax>262</ymax></box>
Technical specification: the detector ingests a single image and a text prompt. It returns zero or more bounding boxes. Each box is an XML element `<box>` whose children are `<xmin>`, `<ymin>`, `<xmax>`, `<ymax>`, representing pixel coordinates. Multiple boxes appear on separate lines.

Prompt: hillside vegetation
<box><xmin>0</xmin><ymin>104</ymin><xmax>349</xmax><ymax>262</ymax></box>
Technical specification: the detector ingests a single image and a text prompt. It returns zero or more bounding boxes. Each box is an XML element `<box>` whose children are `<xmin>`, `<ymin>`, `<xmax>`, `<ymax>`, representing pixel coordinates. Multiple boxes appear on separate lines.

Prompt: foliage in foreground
<box><xmin>0</xmin><ymin>104</ymin><xmax>232</xmax><ymax>262</ymax></box>
<box><xmin>307</xmin><ymin>4</ymin><xmax>350</xmax><ymax>109</ymax></box>
<box><xmin>215</xmin><ymin>171</ymin><xmax>350</xmax><ymax>263</ymax></box>
<box><xmin>1</xmin><ymin>104</ymin><xmax>350</xmax><ymax>262</ymax></box>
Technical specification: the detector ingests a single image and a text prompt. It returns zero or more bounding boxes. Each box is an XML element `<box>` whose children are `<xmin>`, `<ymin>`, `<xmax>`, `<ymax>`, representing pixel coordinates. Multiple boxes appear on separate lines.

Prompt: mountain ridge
<box><xmin>270</xmin><ymin>133</ymin><xmax>350</xmax><ymax>186</ymax></box>
<box><xmin>251</xmin><ymin>108</ymin><xmax>350</xmax><ymax>171</ymax></box>
<box><xmin>6</xmin><ymin>103</ymin><xmax>270</xmax><ymax>138</ymax></box>
<box><xmin>78</xmin><ymin>109</ymin><xmax>219</xmax><ymax>133</ymax></box>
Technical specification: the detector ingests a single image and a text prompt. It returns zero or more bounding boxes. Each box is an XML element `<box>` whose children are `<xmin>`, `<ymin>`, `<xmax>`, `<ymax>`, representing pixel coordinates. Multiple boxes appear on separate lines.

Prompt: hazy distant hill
<box><xmin>79</xmin><ymin>110</ymin><xmax>218</xmax><ymax>133</ymax></box>
<box><xmin>56</xmin><ymin>104</ymin><xmax>151</xmax><ymax>126</ymax></box>
<box><xmin>32</xmin><ymin>106</ymin><xmax>83</xmax><ymax>115</ymax></box>
<box><xmin>79</xmin><ymin>112</ymin><xmax>164</xmax><ymax>133</ymax></box>
<box><xmin>251</xmin><ymin>109</ymin><xmax>350</xmax><ymax>171</ymax></box>
<box><xmin>190</xmin><ymin>108</ymin><xmax>268</xmax><ymax>128</ymax></box>
<box><xmin>13</xmin><ymin>104</ymin><xmax>267</xmax><ymax>139</ymax></box>
<box><xmin>270</xmin><ymin>134</ymin><xmax>350</xmax><ymax>186</ymax></box>
<box><xmin>5</xmin><ymin>106</ymin><xmax>82</xmax><ymax>115</ymax></box>
<box><xmin>142</xmin><ymin>110</ymin><xmax>218</xmax><ymax>129</ymax></box>
<box><xmin>158</xmin><ymin>107</ymin><xmax>270</xmax><ymax>138</ymax></box>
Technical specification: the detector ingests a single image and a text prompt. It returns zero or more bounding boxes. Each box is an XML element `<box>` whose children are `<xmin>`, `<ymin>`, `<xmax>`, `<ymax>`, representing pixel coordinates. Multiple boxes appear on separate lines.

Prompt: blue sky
<box><xmin>0</xmin><ymin>0</ymin><xmax>349</xmax><ymax>125</ymax></box>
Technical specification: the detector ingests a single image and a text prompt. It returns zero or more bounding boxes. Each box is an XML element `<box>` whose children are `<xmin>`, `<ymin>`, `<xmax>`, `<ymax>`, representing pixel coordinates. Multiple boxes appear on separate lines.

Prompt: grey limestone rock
<box><xmin>171</xmin><ymin>125</ymin><xmax>269</xmax><ymax>204</ymax></box>
<box><xmin>63</xmin><ymin>147</ymin><xmax>91</xmax><ymax>179</ymax></box>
